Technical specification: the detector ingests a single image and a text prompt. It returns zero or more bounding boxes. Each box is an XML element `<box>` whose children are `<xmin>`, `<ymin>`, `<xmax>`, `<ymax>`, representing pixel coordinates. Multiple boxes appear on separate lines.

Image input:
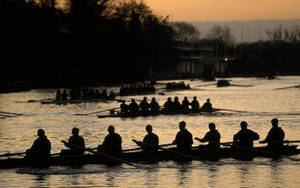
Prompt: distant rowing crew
<box><xmin>119</xmin><ymin>83</ymin><xmax>155</xmax><ymax>96</ymax></box>
<box><xmin>119</xmin><ymin>96</ymin><xmax>213</xmax><ymax>115</ymax></box>
<box><xmin>56</xmin><ymin>88</ymin><xmax>116</xmax><ymax>101</ymax></box>
<box><xmin>23</xmin><ymin>118</ymin><xmax>286</xmax><ymax>162</ymax></box>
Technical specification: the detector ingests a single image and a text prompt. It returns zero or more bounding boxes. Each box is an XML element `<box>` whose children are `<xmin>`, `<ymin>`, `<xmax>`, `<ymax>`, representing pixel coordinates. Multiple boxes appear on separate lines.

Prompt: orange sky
<box><xmin>144</xmin><ymin>0</ymin><xmax>300</xmax><ymax>21</ymax></box>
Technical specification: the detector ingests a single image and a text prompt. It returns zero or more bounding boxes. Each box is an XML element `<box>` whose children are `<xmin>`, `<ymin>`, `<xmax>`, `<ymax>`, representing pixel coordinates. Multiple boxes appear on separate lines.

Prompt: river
<box><xmin>0</xmin><ymin>76</ymin><xmax>300</xmax><ymax>187</ymax></box>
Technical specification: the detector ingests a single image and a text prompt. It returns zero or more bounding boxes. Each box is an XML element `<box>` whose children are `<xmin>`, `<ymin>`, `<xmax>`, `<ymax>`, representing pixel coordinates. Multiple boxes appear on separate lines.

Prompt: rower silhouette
<box><xmin>196</xmin><ymin>123</ymin><xmax>221</xmax><ymax>150</ymax></box>
<box><xmin>233</xmin><ymin>121</ymin><xmax>259</xmax><ymax>148</ymax></box>
<box><xmin>201</xmin><ymin>98</ymin><xmax>213</xmax><ymax>112</ymax></box>
<box><xmin>259</xmin><ymin>118</ymin><xmax>285</xmax><ymax>151</ymax></box>
<box><xmin>173</xmin><ymin>121</ymin><xmax>193</xmax><ymax>153</ymax></box>
<box><xmin>97</xmin><ymin>125</ymin><xmax>122</xmax><ymax>156</ymax></box>
<box><xmin>136</xmin><ymin>125</ymin><xmax>159</xmax><ymax>152</ymax></box>
<box><xmin>149</xmin><ymin>97</ymin><xmax>160</xmax><ymax>114</ymax></box>
<box><xmin>190</xmin><ymin>96</ymin><xmax>200</xmax><ymax>112</ymax></box>
<box><xmin>61</xmin><ymin>127</ymin><xmax>85</xmax><ymax>156</ymax></box>
<box><xmin>25</xmin><ymin>129</ymin><xmax>51</xmax><ymax>162</ymax></box>
<box><xmin>181</xmin><ymin>96</ymin><xmax>190</xmax><ymax>111</ymax></box>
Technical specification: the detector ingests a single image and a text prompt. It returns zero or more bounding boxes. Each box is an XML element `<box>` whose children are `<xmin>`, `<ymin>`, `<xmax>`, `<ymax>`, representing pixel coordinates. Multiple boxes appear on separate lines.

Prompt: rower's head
<box><xmin>131</xmin><ymin>99</ymin><xmax>135</xmax><ymax>103</ymax></box>
<box><xmin>167</xmin><ymin>97</ymin><xmax>171</xmax><ymax>101</ymax></box>
<box><xmin>108</xmin><ymin>125</ymin><xmax>115</xmax><ymax>134</ymax></box>
<box><xmin>37</xmin><ymin>129</ymin><xmax>45</xmax><ymax>137</ymax></box>
<box><xmin>143</xmin><ymin>97</ymin><xmax>147</xmax><ymax>101</ymax></box>
<box><xmin>271</xmin><ymin>118</ymin><xmax>279</xmax><ymax>127</ymax></box>
<box><xmin>209</xmin><ymin>123</ymin><xmax>216</xmax><ymax>130</ymax></box>
<box><xmin>152</xmin><ymin>97</ymin><xmax>156</xmax><ymax>102</ymax></box>
<box><xmin>179</xmin><ymin>121</ymin><xmax>186</xmax><ymax>131</ymax></box>
<box><xmin>146</xmin><ymin>125</ymin><xmax>153</xmax><ymax>133</ymax></box>
<box><xmin>72</xmin><ymin>127</ymin><xmax>79</xmax><ymax>136</ymax></box>
<box><xmin>184</xmin><ymin>96</ymin><xmax>187</xmax><ymax>100</ymax></box>
<box><xmin>174</xmin><ymin>96</ymin><xmax>179</xmax><ymax>101</ymax></box>
<box><xmin>193</xmin><ymin>96</ymin><xmax>197</xmax><ymax>100</ymax></box>
<box><xmin>240</xmin><ymin>121</ymin><xmax>248</xmax><ymax>130</ymax></box>
<box><xmin>207</xmin><ymin>98</ymin><xmax>210</xmax><ymax>102</ymax></box>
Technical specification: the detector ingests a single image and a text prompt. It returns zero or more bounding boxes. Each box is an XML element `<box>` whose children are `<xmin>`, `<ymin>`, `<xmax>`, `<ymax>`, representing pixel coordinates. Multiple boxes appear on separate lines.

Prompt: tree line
<box><xmin>0</xmin><ymin>0</ymin><xmax>177</xmax><ymax>89</ymax></box>
<box><xmin>1</xmin><ymin>0</ymin><xmax>300</xmax><ymax>92</ymax></box>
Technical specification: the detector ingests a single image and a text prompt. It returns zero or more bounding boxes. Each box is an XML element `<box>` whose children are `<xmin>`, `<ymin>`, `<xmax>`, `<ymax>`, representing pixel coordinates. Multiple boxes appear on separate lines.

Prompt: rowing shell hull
<box><xmin>41</xmin><ymin>98</ymin><xmax>120</xmax><ymax>105</ymax></box>
<box><xmin>0</xmin><ymin>146</ymin><xmax>299</xmax><ymax>169</ymax></box>
<box><xmin>97</xmin><ymin>110</ymin><xmax>227</xmax><ymax>119</ymax></box>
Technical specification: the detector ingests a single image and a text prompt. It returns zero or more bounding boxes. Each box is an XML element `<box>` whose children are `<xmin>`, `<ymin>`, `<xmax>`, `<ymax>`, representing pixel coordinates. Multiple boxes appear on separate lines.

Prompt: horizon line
<box><xmin>170</xmin><ymin>18</ymin><xmax>300</xmax><ymax>23</ymax></box>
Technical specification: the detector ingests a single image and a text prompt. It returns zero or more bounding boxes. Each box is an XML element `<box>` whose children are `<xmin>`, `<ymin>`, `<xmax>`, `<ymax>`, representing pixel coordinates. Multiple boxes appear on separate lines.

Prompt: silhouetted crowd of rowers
<box><xmin>56</xmin><ymin>88</ymin><xmax>116</xmax><ymax>101</ymax></box>
<box><xmin>24</xmin><ymin>118</ymin><xmax>285</xmax><ymax>162</ymax></box>
<box><xmin>119</xmin><ymin>84</ymin><xmax>156</xmax><ymax>96</ymax></box>
<box><xmin>119</xmin><ymin>96</ymin><xmax>213</xmax><ymax>115</ymax></box>
<box><xmin>166</xmin><ymin>82</ymin><xmax>190</xmax><ymax>90</ymax></box>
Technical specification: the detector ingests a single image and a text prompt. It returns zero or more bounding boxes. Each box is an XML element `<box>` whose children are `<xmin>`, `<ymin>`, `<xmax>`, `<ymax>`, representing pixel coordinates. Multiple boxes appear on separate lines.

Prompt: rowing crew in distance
<box><xmin>21</xmin><ymin>118</ymin><xmax>288</xmax><ymax>163</ymax></box>
<box><xmin>118</xmin><ymin>96</ymin><xmax>213</xmax><ymax>116</ymax></box>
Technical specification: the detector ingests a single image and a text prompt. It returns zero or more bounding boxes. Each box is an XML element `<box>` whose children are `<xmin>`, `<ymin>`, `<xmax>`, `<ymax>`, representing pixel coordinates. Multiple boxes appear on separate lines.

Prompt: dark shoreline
<box><xmin>1</xmin><ymin>73</ymin><xmax>299</xmax><ymax>94</ymax></box>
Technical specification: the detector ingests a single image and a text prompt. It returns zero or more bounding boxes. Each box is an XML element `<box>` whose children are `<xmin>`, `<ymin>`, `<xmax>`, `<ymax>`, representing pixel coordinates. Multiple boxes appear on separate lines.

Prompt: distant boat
<box><xmin>217</xmin><ymin>80</ymin><xmax>231</xmax><ymax>87</ymax></box>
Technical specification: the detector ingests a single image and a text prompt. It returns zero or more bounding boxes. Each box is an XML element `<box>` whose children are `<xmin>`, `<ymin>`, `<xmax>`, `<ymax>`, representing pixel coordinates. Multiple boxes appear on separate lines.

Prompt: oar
<box><xmin>213</xmin><ymin>108</ymin><xmax>248</xmax><ymax>113</ymax></box>
<box><xmin>74</xmin><ymin>107</ymin><xmax>120</xmax><ymax>116</ymax></box>
<box><xmin>0</xmin><ymin>150</ymin><xmax>63</xmax><ymax>158</ymax></box>
<box><xmin>259</xmin><ymin>140</ymin><xmax>300</xmax><ymax>144</ymax></box>
<box><xmin>132</xmin><ymin>139</ymin><xmax>202</xmax><ymax>161</ymax></box>
<box><xmin>62</xmin><ymin>141</ymin><xmax>136</xmax><ymax>168</ymax></box>
<box><xmin>0</xmin><ymin>152</ymin><xmax>26</xmax><ymax>157</ymax></box>
<box><xmin>27</xmin><ymin>98</ymin><xmax>52</xmax><ymax>103</ymax></box>
<box><xmin>0</xmin><ymin>111</ymin><xmax>23</xmax><ymax>116</ymax></box>
<box><xmin>0</xmin><ymin>114</ymin><xmax>16</xmax><ymax>118</ymax></box>
<box><xmin>275</xmin><ymin>85</ymin><xmax>300</xmax><ymax>90</ymax></box>
<box><xmin>283</xmin><ymin>140</ymin><xmax>300</xmax><ymax>144</ymax></box>
<box><xmin>230</xmin><ymin>84</ymin><xmax>253</xmax><ymax>87</ymax></box>
<box><xmin>194</xmin><ymin>138</ymin><xmax>233</xmax><ymax>146</ymax></box>
<box><xmin>196</xmin><ymin>83</ymin><xmax>217</xmax><ymax>87</ymax></box>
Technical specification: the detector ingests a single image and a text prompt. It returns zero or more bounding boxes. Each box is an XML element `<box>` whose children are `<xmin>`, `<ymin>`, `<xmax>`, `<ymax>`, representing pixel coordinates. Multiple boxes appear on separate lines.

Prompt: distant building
<box><xmin>176</xmin><ymin>44</ymin><xmax>234</xmax><ymax>78</ymax></box>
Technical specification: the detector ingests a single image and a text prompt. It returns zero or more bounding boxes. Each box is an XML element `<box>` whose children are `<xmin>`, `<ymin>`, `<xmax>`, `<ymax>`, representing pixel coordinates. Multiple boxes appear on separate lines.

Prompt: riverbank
<box><xmin>1</xmin><ymin>73</ymin><xmax>300</xmax><ymax>94</ymax></box>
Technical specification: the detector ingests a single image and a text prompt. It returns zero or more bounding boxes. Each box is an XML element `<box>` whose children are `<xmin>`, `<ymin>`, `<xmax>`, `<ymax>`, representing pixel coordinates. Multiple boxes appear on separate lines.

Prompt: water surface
<box><xmin>0</xmin><ymin>76</ymin><xmax>300</xmax><ymax>187</ymax></box>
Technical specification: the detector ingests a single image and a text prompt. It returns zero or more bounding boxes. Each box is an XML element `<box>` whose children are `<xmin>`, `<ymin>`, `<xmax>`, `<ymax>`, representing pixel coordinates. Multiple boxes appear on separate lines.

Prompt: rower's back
<box><xmin>233</xmin><ymin>121</ymin><xmax>259</xmax><ymax>148</ymax></box>
<box><xmin>261</xmin><ymin>118</ymin><xmax>285</xmax><ymax>150</ymax></box>
<box><xmin>99</xmin><ymin>126</ymin><xmax>122</xmax><ymax>156</ymax></box>
<box><xmin>142</xmin><ymin>125</ymin><xmax>159</xmax><ymax>152</ymax></box>
<box><xmin>25</xmin><ymin>129</ymin><xmax>51</xmax><ymax>162</ymax></box>
<box><xmin>173</xmin><ymin>121</ymin><xmax>193</xmax><ymax>153</ymax></box>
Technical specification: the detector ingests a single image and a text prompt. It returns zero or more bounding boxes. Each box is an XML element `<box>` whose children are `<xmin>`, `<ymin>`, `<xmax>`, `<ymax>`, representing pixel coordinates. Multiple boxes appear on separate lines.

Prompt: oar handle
<box><xmin>75</xmin><ymin>107</ymin><xmax>121</xmax><ymax>116</ymax></box>
<box><xmin>194</xmin><ymin>138</ymin><xmax>233</xmax><ymax>146</ymax></box>
<box><xmin>259</xmin><ymin>140</ymin><xmax>300</xmax><ymax>144</ymax></box>
<box><xmin>132</xmin><ymin>139</ymin><xmax>174</xmax><ymax>148</ymax></box>
<box><xmin>213</xmin><ymin>108</ymin><xmax>247</xmax><ymax>113</ymax></box>
<box><xmin>132</xmin><ymin>139</ymin><xmax>201</xmax><ymax>161</ymax></box>
<box><xmin>62</xmin><ymin>140</ymin><xmax>136</xmax><ymax>167</ymax></box>
<box><xmin>220</xmin><ymin>141</ymin><xmax>234</xmax><ymax>146</ymax></box>
<box><xmin>0</xmin><ymin>152</ymin><xmax>26</xmax><ymax>157</ymax></box>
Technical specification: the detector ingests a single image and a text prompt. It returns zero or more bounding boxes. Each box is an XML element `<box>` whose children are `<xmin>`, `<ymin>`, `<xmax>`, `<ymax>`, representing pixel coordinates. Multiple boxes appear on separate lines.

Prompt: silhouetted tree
<box><xmin>170</xmin><ymin>22</ymin><xmax>200</xmax><ymax>43</ymax></box>
<box><xmin>206</xmin><ymin>25</ymin><xmax>235</xmax><ymax>46</ymax></box>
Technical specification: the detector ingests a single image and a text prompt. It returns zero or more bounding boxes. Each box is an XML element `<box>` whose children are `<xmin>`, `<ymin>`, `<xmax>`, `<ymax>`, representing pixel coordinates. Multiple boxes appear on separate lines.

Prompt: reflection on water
<box><xmin>1</xmin><ymin>76</ymin><xmax>300</xmax><ymax>187</ymax></box>
<box><xmin>270</xmin><ymin>166</ymin><xmax>281</xmax><ymax>186</ymax></box>
<box><xmin>207</xmin><ymin>166</ymin><xmax>219</xmax><ymax>188</ymax></box>
<box><xmin>177</xmin><ymin>162</ymin><xmax>192</xmax><ymax>187</ymax></box>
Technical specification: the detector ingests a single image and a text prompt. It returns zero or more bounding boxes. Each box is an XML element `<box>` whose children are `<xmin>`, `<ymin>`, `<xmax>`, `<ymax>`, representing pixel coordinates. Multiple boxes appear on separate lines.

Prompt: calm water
<box><xmin>1</xmin><ymin>76</ymin><xmax>300</xmax><ymax>187</ymax></box>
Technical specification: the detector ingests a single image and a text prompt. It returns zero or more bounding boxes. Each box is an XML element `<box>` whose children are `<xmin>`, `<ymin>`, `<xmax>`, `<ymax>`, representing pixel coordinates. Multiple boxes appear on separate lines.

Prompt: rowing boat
<box><xmin>41</xmin><ymin>98</ymin><xmax>122</xmax><ymax>105</ymax></box>
<box><xmin>1</xmin><ymin>145</ymin><xmax>298</xmax><ymax>169</ymax></box>
<box><xmin>97</xmin><ymin>109</ymin><xmax>228</xmax><ymax>119</ymax></box>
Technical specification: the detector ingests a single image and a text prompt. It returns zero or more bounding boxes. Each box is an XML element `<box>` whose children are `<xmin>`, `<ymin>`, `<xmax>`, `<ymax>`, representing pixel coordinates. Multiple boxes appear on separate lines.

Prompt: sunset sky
<box><xmin>144</xmin><ymin>0</ymin><xmax>300</xmax><ymax>21</ymax></box>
